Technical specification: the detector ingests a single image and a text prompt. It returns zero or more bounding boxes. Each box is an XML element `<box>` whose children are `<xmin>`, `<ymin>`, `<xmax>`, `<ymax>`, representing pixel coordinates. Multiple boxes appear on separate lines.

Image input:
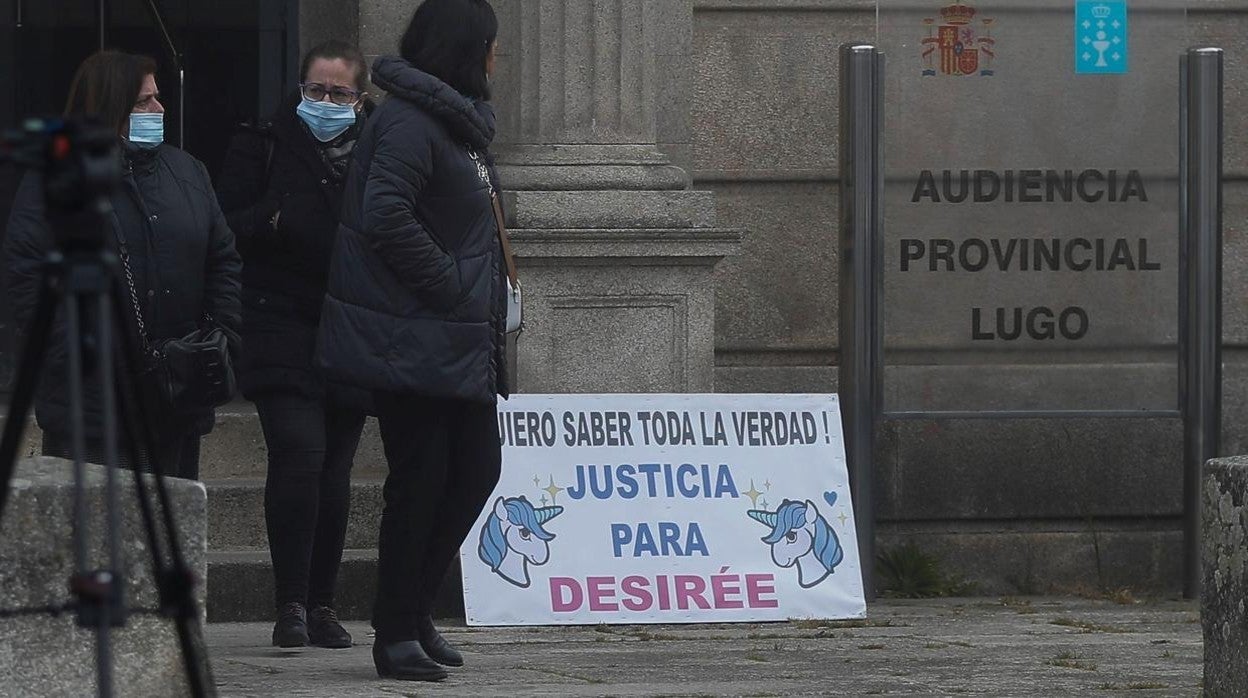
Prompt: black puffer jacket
<box><xmin>216</xmin><ymin>92</ymin><xmax>371</xmax><ymax>406</ymax></box>
<box><xmin>316</xmin><ymin>56</ymin><xmax>509</xmax><ymax>403</ymax></box>
<box><xmin>4</xmin><ymin>143</ymin><xmax>242</xmax><ymax>438</ymax></box>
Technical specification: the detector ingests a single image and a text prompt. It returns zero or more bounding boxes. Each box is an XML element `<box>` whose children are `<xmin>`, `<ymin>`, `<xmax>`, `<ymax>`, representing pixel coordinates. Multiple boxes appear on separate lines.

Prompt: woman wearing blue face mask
<box><xmin>4</xmin><ymin>50</ymin><xmax>242</xmax><ymax>481</ymax></box>
<box><xmin>215</xmin><ymin>41</ymin><xmax>373</xmax><ymax>651</ymax></box>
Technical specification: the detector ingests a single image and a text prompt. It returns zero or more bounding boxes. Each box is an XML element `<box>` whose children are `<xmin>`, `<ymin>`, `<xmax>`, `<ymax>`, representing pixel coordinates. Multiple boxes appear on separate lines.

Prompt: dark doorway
<box><xmin>0</xmin><ymin>0</ymin><xmax>299</xmax><ymax>394</ymax></box>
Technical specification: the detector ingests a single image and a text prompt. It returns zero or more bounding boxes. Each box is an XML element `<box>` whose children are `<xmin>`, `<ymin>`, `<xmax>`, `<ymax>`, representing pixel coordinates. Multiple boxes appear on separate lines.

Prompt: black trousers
<box><xmin>372</xmin><ymin>393</ymin><xmax>501</xmax><ymax>641</ymax></box>
<box><xmin>42</xmin><ymin>429</ymin><xmax>202</xmax><ymax>480</ymax></box>
<box><xmin>255</xmin><ymin>391</ymin><xmax>366</xmax><ymax>609</ymax></box>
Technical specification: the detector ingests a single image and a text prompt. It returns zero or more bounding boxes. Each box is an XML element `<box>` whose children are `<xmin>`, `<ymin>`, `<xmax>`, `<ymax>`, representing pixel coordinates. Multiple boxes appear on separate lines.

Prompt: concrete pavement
<box><xmin>205</xmin><ymin>597</ymin><xmax>1203</xmax><ymax>696</ymax></box>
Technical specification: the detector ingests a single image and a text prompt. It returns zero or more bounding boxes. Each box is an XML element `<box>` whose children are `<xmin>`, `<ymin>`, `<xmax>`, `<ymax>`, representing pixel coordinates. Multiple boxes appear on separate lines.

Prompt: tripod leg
<box><xmin>0</xmin><ymin>258</ymin><xmax>61</xmax><ymax>521</ymax></box>
<box><xmin>97</xmin><ymin>296</ymin><xmax>123</xmax><ymax>580</ymax></box>
<box><xmin>108</xmin><ymin>289</ymin><xmax>216</xmax><ymax>698</ymax></box>
<box><xmin>64</xmin><ymin>293</ymin><xmax>90</xmax><ymax>573</ymax></box>
<box><xmin>94</xmin><ymin>292</ymin><xmax>126</xmax><ymax>698</ymax></box>
<box><xmin>62</xmin><ymin>287</ymin><xmax>114</xmax><ymax>698</ymax></box>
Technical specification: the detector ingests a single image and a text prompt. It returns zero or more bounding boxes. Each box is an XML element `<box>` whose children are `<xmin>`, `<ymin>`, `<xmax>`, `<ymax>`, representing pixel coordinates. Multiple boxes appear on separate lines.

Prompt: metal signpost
<box><xmin>1180</xmin><ymin>48</ymin><xmax>1223</xmax><ymax>598</ymax></box>
<box><xmin>838</xmin><ymin>44</ymin><xmax>884</xmax><ymax>599</ymax></box>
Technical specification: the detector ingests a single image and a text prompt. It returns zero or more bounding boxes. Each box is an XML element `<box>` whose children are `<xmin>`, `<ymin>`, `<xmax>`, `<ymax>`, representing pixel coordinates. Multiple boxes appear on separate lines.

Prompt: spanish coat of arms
<box><xmin>921</xmin><ymin>1</ymin><xmax>996</xmax><ymax>77</ymax></box>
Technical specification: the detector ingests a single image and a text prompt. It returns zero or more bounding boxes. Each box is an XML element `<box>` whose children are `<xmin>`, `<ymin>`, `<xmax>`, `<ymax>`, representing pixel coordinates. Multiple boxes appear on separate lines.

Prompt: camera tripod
<box><xmin>0</xmin><ymin>122</ymin><xmax>214</xmax><ymax>698</ymax></box>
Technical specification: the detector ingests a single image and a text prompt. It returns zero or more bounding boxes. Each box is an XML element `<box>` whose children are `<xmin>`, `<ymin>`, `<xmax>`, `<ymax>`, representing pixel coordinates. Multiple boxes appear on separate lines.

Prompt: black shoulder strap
<box><xmin>263</xmin><ymin>134</ymin><xmax>276</xmax><ymax>188</ymax></box>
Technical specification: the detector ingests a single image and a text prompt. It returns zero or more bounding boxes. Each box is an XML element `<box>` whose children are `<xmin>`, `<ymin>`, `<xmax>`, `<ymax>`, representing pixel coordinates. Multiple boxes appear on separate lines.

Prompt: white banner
<box><xmin>461</xmin><ymin>394</ymin><xmax>866</xmax><ymax>626</ymax></box>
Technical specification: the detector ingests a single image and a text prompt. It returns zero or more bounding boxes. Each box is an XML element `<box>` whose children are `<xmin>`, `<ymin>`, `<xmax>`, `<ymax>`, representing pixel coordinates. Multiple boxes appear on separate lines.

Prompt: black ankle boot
<box><xmin>373</xmin><ymin>639</ymin><xmax>448</xmax><ymax>682</ymax></box>
<box><xmin>417</xmin><ymin>615</ymin><xmax>464</xmax><ymax>667</ymax></box>
<box><xmin>272</xmin><ymin>602</ymin><xmax>308</xmax><ymax>648</ymax></box>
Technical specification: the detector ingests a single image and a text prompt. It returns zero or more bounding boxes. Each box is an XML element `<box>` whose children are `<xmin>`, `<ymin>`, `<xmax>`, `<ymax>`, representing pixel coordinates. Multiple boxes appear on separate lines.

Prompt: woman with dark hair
<box><xmin>216</xmin><ymin>40</ymin><xmax>373</xmax><ymax>650</ymax></box>
<box><xmin>316</xmin><ymin>0</ymin><xmax>506</xmax><ymax>682</ymax></box>
<box><xmin>3</xmin><ymin>50</ymin><xmax>241</xmax><ymax>480</ymax></box>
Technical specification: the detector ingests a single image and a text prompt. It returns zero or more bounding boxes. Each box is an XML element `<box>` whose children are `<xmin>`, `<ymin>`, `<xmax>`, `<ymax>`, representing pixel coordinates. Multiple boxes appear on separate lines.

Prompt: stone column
<box><xmin>492</xmin><ymin>0</ymin><xmax>681</xmax><ymax>189</ymax></box>
<box><xmin>491</xmin><ymin>0</ymin><xmax>738</xmax><ymax>393</ymax></box>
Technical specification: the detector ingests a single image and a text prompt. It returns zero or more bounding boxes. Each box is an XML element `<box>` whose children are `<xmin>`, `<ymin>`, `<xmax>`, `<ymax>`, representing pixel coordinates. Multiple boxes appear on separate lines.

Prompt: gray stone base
<box><xmin>0</xmin><ymin>458</ymin><xmax>208</xmax><ymax>698</ymax></box>
<box><xmin>1202</xmin><ymin>456</ymin><xmax>1248</xmax><ymax>697</ymax></box>
<box><xmin>880</xmin><ymin>525</ymin><xmax>1183</xmax><ymax>597</ymax></box>
<box><xmin>512</xmin><ymin>228</ymin><xmax>739</xmax><ymax>394</ymax></box>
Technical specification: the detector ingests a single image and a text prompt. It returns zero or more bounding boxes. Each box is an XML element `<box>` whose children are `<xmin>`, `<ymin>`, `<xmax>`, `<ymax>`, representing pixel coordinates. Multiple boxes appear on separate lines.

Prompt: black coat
<box><xmin>316</xmin><ymin>56</ymin><xmax>509</xmax><ymax>404</ymax></box>
<box><xmin>216</xmin><ymin>92</ymin><xmax>371</xmax><ymax>406</ymax></box>
<box><xmin>3</xmin><ymin>143</ymin><xmax>242</xmax><ymax>438</ymax></box>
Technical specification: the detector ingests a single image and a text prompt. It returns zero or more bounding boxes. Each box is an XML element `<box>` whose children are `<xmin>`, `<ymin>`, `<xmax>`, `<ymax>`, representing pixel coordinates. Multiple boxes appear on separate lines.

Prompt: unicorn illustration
<box><xmin>477</xmin><ymin>496</ymin><xmax>564</xmax><ymax>588</ymax></box>
<box><xmin>748</xmin><ymin>498</ymin><xmax>844</xmax><ymax>589</ymax></box>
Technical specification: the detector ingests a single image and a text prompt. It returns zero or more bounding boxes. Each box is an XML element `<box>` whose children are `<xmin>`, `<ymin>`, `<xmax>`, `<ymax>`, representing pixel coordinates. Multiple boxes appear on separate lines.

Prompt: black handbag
<box><xmin>115</xmin><ymin>236</ymin><xmax>236</xmax><ymax>413</ymax></box>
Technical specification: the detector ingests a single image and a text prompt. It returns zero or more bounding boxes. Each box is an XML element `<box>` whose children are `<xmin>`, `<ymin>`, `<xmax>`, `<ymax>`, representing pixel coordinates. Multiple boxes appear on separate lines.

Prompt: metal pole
<box><xmin>838</xmin><ymin>43</ymin><xmax>883</xmax><ymax>600</ymax></box>
<box><xmin>96</xmin><ymin>0</ymin><xmax>108</xmax><ymax>50</ymax></box>
<box><xmin>1180</xmin><ymin>47</ymin><xmax>1223</xmax><ymax>600</ymax></box>
<box><xmin>140</xmin><ymin>0</ymin><xmax>184</xmax><ymax>147</ymax></box>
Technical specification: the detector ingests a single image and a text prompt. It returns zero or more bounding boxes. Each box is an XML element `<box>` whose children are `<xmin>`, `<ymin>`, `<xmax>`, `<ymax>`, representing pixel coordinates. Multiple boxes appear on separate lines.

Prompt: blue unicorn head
<box><xmin>748</xmin><ymin>498</ymin><xmax>843</xmax><ymax>588</ymax></box>
<box><xmin>478</xmin><ymin>496</ymin><xmax>564</xmax><ymax>588</ymax></box>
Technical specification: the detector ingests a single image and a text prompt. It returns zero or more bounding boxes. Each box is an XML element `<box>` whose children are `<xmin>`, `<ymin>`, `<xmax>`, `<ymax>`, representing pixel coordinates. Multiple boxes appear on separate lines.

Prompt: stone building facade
<box><xmin>301</xmin><ymin>0</ymin><xmax>1248</xmax><ymax>594</ymax></box>
<box><xmin>4</xmin><ymin>0</ymin><xmax>1248</xmax><ymax>603</ymax></box>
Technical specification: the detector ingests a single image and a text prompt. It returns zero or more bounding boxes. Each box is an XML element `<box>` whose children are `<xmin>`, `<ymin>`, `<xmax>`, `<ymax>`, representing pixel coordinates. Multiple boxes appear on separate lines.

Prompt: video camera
<box><xmin>0</xmin><ymin>117</ymin><xmax>121</xmax><ymax>249</ymax></box>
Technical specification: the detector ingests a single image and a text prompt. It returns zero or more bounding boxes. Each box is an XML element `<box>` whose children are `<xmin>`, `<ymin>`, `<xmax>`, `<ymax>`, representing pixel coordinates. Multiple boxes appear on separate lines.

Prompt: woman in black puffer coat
<box><xmin>216</xmin><ymin>41</ymin><xmax>373</xmax><ymax>651</ymax></box>
<box><xmin>4</xmin><ymin>51</ymin><xmax>241</xmax><ymax>480</ymax></box>
<box><xmin>315</xmin><ymin>0</ymin><xmax>506</xmax><ymax>683</ymax></box>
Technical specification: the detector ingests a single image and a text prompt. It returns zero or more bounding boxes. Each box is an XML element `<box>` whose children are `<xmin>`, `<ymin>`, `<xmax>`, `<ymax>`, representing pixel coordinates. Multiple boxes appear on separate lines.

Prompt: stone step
<box><xmin>202</xmin><ymin>406</ymin><xmax>387</xmax><ymax>481</ymax></box>
<box><xmin>4</xmin><ymin>404</ymin><xmax>390</xmax><ymax>481</ymax></box>
<box><xmin>206</xmin><ymin>478</ymin><xmax>384</xmax><ymax>550</ymax></box>
<box><xmin>205</xmin><ymin>549</ymin><xmax>465</xmax><ymax>623</ymax></box>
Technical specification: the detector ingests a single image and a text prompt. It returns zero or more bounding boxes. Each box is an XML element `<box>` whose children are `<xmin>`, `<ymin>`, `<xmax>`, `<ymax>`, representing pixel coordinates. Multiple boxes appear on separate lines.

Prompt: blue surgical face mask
<box><xmin>296</xmin><ymin>99</ymin><xmax>357</xmax><ymax>142</ymax></box>
<box><xmin>128</xmin><ymin>112</ymin><xmax>164</xmax><ymax>149</ymax></box>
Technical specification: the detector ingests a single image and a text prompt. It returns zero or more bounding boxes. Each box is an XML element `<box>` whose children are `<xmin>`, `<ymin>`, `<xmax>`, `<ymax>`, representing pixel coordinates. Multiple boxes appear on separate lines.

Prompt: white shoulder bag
<box><xmin>469</xmin><ymin>150</ymin><xmax>523</xmax><ymax>334</ymax></box>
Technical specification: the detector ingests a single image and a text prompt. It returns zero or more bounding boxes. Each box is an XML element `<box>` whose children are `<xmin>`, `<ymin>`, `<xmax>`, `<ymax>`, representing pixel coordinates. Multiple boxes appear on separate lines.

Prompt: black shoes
<box><xmin>278</xmin><ymin>609</ymin><xmax>457</xmax><ymax>680</ymax></box>
<box><xmin>308</xmin><ymin>606</ymin><xmax>353</xmax><ymax>649</ymax></box>
<box><xmin>371</xmin><ymin>617</ymin><xmax>461</xmax><ymax>681</ymax></box>
<box><xmin>416</xmin><ymin>615</ymin><xmax>464</xmax><ymax>667</ymax></box>
<box><xmin>273</xmin><ymin>602</ymin><xmax>352</xmax><ymax>649</ymax></box>
<box><xmin>272</xmin><ymin>602</ymin><xmax>308</xmax><ymax>648</ymax></box>
<box><xmin>373</xmin><ymin>639</ymin><xmax>448</xmax><ymax>682</ymax></box>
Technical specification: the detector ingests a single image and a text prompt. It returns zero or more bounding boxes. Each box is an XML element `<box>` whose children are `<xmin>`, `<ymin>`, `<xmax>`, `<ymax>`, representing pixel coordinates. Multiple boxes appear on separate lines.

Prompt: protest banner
<box><xmin>461</xmin><ymin>394</ymin><xmax>866</xmax><ymax>626</ymax></box>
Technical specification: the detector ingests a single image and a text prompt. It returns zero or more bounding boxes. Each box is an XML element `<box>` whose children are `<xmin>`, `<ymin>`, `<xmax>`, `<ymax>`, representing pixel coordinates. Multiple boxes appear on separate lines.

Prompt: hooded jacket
<box><xmin>315</xmin><ymin>56</ymin><xmax>509</xmax><ymax>403</ymax></box>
